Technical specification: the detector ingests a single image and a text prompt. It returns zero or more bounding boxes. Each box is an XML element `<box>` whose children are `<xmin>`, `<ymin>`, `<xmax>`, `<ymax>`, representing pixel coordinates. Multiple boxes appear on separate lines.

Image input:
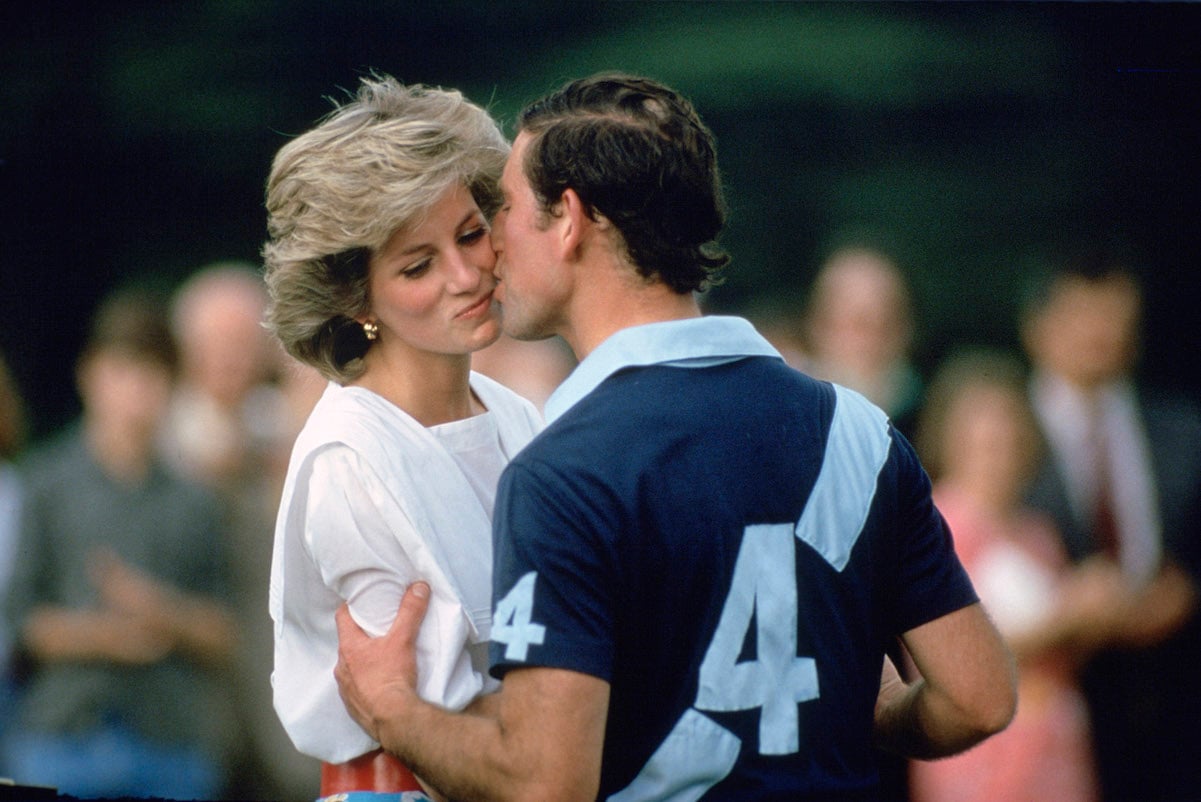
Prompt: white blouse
<box><xmin>269</xmin><ymin>373</ymin><xmax>542</xmax><ymax>762</ymax></box>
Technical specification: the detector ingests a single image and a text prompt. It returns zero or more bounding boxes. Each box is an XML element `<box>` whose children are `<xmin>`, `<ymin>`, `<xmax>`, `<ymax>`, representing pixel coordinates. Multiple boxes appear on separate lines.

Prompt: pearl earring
<box><xmin>362</xmin><ymin>320</ymin><xmax>379</xmax><ymax>341</ymax></box>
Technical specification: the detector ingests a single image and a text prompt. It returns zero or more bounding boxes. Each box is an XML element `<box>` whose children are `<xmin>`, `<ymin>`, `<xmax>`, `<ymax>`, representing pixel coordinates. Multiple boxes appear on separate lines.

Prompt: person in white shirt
<box><xmin>261</xmin><ymin>74</ymin><xmax>542</xmax><ymax>802</ymax></box>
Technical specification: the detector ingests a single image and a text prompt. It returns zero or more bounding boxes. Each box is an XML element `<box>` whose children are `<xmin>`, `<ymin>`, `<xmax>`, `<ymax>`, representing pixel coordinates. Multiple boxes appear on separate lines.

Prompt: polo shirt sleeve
<box><xmin>489</xmin><ymin>459</ymin><xmax>616</xmax><ymax>683</ymax></box>
<box><xmin>884</xmin><ymin>432</ymin><xmax>979</xmax><ymax>635</ymax></box>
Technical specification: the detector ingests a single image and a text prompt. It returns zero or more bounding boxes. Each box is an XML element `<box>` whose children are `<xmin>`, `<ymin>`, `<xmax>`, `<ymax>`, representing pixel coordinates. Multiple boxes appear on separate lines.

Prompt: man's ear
<box><xmin>558</xmin><ymin>188</ymin><xmax>597</xmax><ymax>259</ymax></box>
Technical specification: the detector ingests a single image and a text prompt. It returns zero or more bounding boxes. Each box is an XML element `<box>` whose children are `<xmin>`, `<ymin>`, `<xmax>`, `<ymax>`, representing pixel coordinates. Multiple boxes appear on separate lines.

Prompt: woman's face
<box><xmin>363</xmin><ymin>183</ymin><xmax>501</xmax><ymax>358</ymax></box>
<box><xmin>943</xmin><ymin>383</ymin><xmax>1035</xmax><ymax>503</ymax></box>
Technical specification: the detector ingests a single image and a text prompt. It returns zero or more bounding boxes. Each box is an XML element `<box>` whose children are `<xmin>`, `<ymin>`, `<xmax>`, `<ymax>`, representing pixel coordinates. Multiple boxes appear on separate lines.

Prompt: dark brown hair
<box><xmin>518</xmin><ymin>73</ymin><xmax>729</xmax><ymax>294</ymax></box>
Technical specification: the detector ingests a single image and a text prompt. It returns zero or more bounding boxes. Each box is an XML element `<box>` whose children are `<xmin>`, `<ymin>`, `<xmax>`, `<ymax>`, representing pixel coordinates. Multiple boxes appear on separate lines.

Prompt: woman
<box><xmin>909</xmin><ymin>350</ymin><xmax>1104</xmax><ymax>802</ymax></box>
<box><xmin>263</xmin><ymin>75</ymin><xmax>542</xmax><ymax>801</ymax></box>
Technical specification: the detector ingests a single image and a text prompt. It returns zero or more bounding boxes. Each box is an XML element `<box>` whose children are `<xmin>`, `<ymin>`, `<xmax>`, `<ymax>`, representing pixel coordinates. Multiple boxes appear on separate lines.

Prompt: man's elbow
<box><xmin>960</xmin><ymin>655</ymin><xmax>1019</xmax><ymax>742</ymax></box>
<box><xmin>973</xmin><ymin>680</ymin><xmax>1018</xmax><ymax>738</ymax></box>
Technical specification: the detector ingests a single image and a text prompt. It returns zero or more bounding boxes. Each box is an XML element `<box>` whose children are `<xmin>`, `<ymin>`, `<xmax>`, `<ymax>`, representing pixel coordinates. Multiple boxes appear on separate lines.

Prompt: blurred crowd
<box><xmin>1</xmin><ymin>240</ymin><xmax>1198</xmax><ymax>801</ymax></box>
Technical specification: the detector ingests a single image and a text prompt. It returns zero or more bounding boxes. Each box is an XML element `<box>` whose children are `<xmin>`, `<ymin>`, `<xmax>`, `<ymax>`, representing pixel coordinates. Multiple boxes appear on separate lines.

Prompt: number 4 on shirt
<box><xmin>493</xmin><ymin>525</ymin><xmax>818</xmax><ymax>755</ymax></box>
<box><xmin>609</xmin><ymin>523</ymin><xmax>822</xmax><ymax>801</ymax></box>
<box><xmin>492</xmin><ymin>571</ymin><xmax>546</xmax><ymax>661</ymax></box>
<box><xmin>697</xmin><ymin>522</ymin><xmax>818</xmax><ymax>755</ymax></box>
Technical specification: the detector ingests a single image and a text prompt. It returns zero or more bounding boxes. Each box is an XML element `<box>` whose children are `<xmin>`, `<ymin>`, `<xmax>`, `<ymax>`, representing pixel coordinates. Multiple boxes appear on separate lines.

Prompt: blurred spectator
<box><xmin>0</xmin><ymin>349</ymin><xmax>28</xmax><ymax>758</ymax></box>
<box><xmin>160</xmin><ymin>261</ymin><xmax>289</xmax><ymax>489</ymax></box>
<box><xmin>1021</xmin><ymin>249</ymin><xmax>1201</xmax><ymax>801</ymax></box>
<box><xmin>471</xmin><ymin>333</ymin><xmax>576</xmax><ymax>412</ymax></box>
<box><xmin>0</xmin><ymin>287</ymin><xmax>236</xmax><ymax>799</ymax></box>
<box><xmin>800</xmin><ymin>245</ymin><xmax>924</xmax><ymax>436</ymax></box>
<box><xmin>161</xmin><ymin>262</ymin><xmax>320</xmax><ymax>801</ymax></box>
<box><xmin>910</xmin><ymin>349</ymin><xmax>1102</xmax><ymax>802</ymax></box>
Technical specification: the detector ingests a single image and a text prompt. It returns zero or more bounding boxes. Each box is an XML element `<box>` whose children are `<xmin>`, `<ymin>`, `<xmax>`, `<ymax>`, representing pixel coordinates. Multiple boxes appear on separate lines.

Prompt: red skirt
<box><xmin>321</xmin><ymin>749</ymin><xmax>424</xmax><ymax>795</ymax></box>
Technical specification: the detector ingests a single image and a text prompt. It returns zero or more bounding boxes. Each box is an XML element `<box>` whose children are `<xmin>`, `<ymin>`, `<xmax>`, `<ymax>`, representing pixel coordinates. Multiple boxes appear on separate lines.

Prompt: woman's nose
<box><xmin>446</xmin><ymin>248</ymin><xmax>492</xmax><ymax>292</ymax></box>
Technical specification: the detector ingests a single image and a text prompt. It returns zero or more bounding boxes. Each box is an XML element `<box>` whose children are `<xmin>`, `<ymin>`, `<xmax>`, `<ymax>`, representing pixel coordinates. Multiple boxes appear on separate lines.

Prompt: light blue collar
<box><xmin>543</xmin><ymin>315</ymin><xmax>782</xmax><ymax>424</ymax></box>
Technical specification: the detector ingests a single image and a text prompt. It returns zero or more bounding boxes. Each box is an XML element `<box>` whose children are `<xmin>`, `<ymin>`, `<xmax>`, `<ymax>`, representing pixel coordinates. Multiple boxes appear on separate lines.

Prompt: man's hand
<box><xmin>89</xmin><ymin>547</ymin><xmax>235</xmax><ymax>667</ymax></box>
<box><xmin>875</xmin><ymin>655</ymin><xmax>907</xmax><ymax>722</ymax></box>
<box><xmin>335</xmin><ymin>581</ymin><xmax>431</xmax><ymax>742</ymax></box>
<box><xmin>334</xmin><ymin>579</ymin><xmax>608</xmax><ymax>801</ymax></box>
<box><xmin>24</xmin><ymin>606</ymin><xmax>173</xmax><ymax>664</ymax></box>
<box><xmin>22</xmin><ymin>549</ymin><xmax>234</xmax><ymax>667</ymax></box>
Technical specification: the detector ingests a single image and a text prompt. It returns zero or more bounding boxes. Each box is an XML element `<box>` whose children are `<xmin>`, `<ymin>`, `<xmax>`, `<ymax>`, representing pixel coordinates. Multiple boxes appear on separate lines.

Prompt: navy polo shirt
<box><xmin>490</xmin><ymin>317</ymin><xmax>975</xmax><ymax>800</ymax></box>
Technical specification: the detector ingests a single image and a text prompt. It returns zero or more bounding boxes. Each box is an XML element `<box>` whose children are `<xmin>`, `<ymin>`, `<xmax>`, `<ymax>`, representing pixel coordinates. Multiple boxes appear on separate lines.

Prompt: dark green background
<box><xmin>3</xmin><ymin>1</ymin><xmax>1199</xmax><ymax>438</ymax></box>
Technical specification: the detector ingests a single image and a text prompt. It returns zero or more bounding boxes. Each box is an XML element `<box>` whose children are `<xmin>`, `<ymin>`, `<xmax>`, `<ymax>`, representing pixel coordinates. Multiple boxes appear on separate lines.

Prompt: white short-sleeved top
<box><xmin>269</xmin><ymin>372</ymin><xmax>541</xmax><ymax>762</ymax></box>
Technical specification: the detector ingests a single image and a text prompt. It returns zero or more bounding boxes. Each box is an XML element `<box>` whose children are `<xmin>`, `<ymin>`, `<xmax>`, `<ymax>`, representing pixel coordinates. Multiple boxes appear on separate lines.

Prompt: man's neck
<box><xmin>563</xmin><ymin>272</ymin><xmax>702</xmax><ymax>361</ymax></box>
<box><xmin>1036</xmin><ymin>367</ymin><xmax>1126</xmax><ymax>402</ymax></box>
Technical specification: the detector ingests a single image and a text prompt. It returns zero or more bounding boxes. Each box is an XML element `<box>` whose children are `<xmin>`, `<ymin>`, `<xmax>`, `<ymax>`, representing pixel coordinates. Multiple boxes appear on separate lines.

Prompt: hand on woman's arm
<box><xmin>336</xmin><ymin>584</ymin><xmax>609</xmax><ymax>802</ymax></box>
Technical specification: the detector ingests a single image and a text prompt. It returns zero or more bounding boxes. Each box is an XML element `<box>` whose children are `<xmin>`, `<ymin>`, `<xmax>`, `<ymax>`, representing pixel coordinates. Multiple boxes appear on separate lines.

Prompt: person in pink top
<box><xmin>910</xmin><ymin>349</ymin><xmax>1114</xmax><ymax>802</ymax></box>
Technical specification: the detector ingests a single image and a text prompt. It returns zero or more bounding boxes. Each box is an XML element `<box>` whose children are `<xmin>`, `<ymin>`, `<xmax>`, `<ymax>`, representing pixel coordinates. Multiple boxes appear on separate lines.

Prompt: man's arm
<box><xmin>873</xmin><ymin>602</ymin><xmax>1017</xmax><ymax>760</ymax></box>
<box><xmin>336</xmin><ymin>582</ymin><xmax>609</xmax><ymax>802</ymax></box>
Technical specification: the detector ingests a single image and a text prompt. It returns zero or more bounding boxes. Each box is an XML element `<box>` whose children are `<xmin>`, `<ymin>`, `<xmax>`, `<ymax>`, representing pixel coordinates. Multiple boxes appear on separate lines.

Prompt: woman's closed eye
<box><xmin>458</xmin><ymin>226</ymin><xmax>488</xmax><ymax>246</ymax></box>
<box><xmin>401</xmin><ymin>257</ymin><xmax>433</xmax><ymax>279</ymax></box>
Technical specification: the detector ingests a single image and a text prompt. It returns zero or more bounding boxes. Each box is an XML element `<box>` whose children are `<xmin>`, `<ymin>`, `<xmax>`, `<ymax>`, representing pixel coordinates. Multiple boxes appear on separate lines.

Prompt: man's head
<box><xmin>803</xmin><ymin>246</ymin><xmax>913</xmax><ymax>382</ymax></box>
<box><xmin>1020</xmin><ymin>248</ymin><xmax>1143</xmax><ymax>391</ymax></box>
<box><xmin>172</xmin><ymin>261</ymin><xmax>272</xmax><ymax>407</ymax></box>
<box><xmin>511</xmin><ymin>73</ymin><xmax>729</xmax><ymax>296</ymax></box>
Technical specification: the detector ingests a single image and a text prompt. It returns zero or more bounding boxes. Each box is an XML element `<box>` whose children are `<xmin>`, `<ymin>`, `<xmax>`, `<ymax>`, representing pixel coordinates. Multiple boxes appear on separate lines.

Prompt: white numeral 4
<box><xmin>492</xmin><ymin>571</ymin><xmax>546</xmax><ymax>661</ymax></box>
<box><xmin>696</xmin><ymin>523</ymin><xmax>818</xmax><ymax>755</ymax></box>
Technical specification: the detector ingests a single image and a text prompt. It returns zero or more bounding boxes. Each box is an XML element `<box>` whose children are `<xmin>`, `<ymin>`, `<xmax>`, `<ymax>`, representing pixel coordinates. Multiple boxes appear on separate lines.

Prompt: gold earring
<box><xmin>362</xmin><ymin>320</ymin><xmax>379</xmax><ymax>341</ymax></box>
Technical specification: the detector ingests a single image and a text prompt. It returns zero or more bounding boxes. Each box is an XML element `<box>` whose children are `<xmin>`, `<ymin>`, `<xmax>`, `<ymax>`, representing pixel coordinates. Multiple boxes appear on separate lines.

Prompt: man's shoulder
<box><xmin>511</xmin><ymin>358</ymin><xmax>837</xmax><ymax>485</ymax></box>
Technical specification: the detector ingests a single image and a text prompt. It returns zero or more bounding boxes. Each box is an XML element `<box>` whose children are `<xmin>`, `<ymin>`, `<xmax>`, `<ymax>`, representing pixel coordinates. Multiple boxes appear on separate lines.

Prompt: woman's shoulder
<box><xmin>292</xmin><ymin>384</ymin><xmax>426</xmax><ymax>460</ymax></box>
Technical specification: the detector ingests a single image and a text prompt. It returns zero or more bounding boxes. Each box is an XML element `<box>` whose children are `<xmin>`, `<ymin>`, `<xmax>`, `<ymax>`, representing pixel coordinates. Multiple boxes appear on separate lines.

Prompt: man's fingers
<box><xmin>334</xmin><ymin>602</ymin><xmax>364</xmax><ymax>642</ymax></box>
<box><xmin>334</xmin><ymin>582</ymin><xmax>432</xmax><ymax>647</ymax></box>
<box><xmin>389</xmin><ymin>581</ymin><xmax>432</xmax><ymax>643</ymax></box>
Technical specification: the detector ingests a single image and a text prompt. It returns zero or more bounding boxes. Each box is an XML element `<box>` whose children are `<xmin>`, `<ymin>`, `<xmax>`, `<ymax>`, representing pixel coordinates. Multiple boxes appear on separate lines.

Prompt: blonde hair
<box><xmin>262</xmin><ymin>74</ymin><xmax>509</xmax><ymax>382</ymax></box>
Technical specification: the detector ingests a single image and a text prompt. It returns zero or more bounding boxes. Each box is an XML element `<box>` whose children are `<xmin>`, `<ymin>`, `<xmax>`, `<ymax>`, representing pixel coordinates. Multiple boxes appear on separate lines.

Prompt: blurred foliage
<box><xmin>2</xmin><ymin>1</ymin><xmax>1199</xmax><ymax>438</ymax></box>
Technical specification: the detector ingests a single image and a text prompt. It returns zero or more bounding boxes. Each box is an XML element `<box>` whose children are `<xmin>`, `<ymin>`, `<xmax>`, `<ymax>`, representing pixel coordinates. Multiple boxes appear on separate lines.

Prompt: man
<box><xmin>1021</xmin><ymin>250</ymin><xmax>1201</xmax><ymax>801</ymax></box>
<box><xmin>336</xmin><ymin>73</ymin><xmax>1015</xmax><ymax>801</ymax></box>
<box><xmin>800</xmin><ymin>245</ymin><xmax>923</xmax><ymax>439</ymax></box>
<box><xmin>2</xmin><ymin>287</ymin><xmax>237</xmax><ymax>799</ymax></box>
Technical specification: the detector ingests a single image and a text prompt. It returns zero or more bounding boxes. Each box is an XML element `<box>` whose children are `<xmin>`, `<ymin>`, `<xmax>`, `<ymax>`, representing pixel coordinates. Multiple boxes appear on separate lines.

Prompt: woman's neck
<box><xmin>350</xmin><ymin>350</ymin><xmax>481</xmax><ymax>427</ymax></box>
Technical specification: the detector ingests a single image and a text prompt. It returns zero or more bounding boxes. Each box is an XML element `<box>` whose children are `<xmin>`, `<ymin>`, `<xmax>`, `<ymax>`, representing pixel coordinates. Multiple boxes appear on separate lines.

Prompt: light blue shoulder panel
<box><xmin>794</xmin><ymin>384</ymin><xmax>891</xmax><ymax>572</ymax></box>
